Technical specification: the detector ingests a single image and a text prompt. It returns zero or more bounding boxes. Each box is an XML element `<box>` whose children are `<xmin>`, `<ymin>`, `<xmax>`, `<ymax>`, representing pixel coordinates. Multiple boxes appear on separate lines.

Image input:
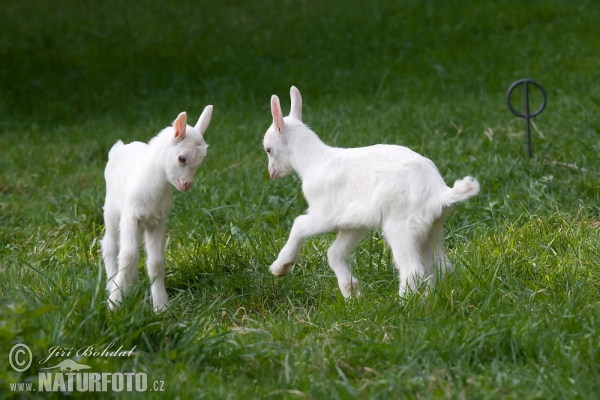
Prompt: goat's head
<box><xmin>262</xmin><ymin>86</ymin><xmax>303</xmax><ymax>179</ymax></box>
<box><xmin>165</xmin><ymin>106</ymin><xmax>212</xmax><ymax>191</ymax></box>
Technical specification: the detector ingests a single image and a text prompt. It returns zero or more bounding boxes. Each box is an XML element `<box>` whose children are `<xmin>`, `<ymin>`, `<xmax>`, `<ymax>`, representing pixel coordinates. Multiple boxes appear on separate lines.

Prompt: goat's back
<box><xmin>104</xmin><ymin>141</ymin><xmax>149</xmax><ymax>206</ymax></box>
<box><xmin>302</xmin><ymin>144</ymin><xmax>450</xmax><ymax>228</ymax></box>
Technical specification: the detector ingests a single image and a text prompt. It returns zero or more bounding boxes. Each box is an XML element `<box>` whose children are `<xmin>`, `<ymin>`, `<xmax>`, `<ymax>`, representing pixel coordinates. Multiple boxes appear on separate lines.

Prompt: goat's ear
<box><xmin>195</xmin><ymin>105</ymin><xmax>213</xmax><ymax>135</ymax></box>
<box><xmin>289</xmin><ymin>86</ymin><xmax>302</xmax><ymax>121</ymax></box>
<box><xmin>174</xmin><ymin>112</ymin><xmax>187</xmax><ymax>141</ymax></box>
<box><xmin>271</xmin><ymin>95</ymin><xmax>284</xmax><ymax>133</ymax></box>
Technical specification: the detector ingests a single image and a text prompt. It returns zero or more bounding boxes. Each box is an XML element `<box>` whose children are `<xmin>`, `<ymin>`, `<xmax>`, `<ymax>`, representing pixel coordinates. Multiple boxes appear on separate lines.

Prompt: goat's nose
<box><xmin>184</xmin><ymin>181</ymin><xmax>192</xmax><ymax>190</ymax></box>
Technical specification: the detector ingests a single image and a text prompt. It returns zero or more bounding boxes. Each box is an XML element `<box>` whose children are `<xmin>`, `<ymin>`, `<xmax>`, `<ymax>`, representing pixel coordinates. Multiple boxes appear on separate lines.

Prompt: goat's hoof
<box><xmin>107</xmin><ymin>289</ymin><xmax>122</xmax><ymax>311</ymax></box>
<box><xmin>153</xmin><ymin>303</ymin><xmax>168</xmax><ymax>313</ymax></box>
<box><xmin>341</xmin><ymin>280</ymin><xmax>361</xmax><ymax>298</ymax></box>
<box><xmin>107</xmin><ymin>298</ymin><xmax>119</xmax><ymax>311</ymax></box>
<box><xmin>269</xmin><ymin>260</ymin><xmax>294</xmax><ymax>276</ymax></box>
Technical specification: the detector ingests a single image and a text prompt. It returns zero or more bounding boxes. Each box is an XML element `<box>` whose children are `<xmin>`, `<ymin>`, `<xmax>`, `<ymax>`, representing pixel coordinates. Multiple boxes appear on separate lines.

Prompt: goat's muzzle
<box><xmin>177</xmin><ymin>180</ymin><xmax>192</xmax><ymax>192</ymax></box>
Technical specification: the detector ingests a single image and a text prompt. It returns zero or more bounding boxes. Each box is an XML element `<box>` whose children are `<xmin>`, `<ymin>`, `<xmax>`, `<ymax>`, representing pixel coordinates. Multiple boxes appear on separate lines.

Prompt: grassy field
<box><xmin>1</xmin><ymin>0</ymin><xmax>600</xmax><ymax>398</ymax></box>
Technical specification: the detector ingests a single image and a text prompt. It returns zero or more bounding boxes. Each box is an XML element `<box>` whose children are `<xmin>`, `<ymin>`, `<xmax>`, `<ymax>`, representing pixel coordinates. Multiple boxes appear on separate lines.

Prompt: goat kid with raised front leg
<box><xmin>263</xmin><ymin>87</ymin><xmax>479</xmax><ymax>298</ymax></box>
<box><xmin>102</xmin><ymin>106</ymin><xmax>213</xmax><ymax>311</ymax></box>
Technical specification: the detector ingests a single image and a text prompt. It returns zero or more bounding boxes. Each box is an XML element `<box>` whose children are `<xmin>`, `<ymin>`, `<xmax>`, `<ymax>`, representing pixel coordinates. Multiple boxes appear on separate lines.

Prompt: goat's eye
<box><xmin>265</xmin><ymin>147</ymin><xmax>272</xmax><ymax>155</ymax></box>
<box><xmin>178</xmin><ymin>156</ymin><xmax>187</xmax><ymax>164</ymax></box>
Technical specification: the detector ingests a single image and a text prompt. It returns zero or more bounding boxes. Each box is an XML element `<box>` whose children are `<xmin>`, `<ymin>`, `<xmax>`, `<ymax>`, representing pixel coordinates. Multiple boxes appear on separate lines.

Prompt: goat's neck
<box><xmin>139</xmin><ymin>146</ymin><xmax>171</xmax><ymax>197</ymax></box>
<box><xmin>289</xmin><ymin>132</ymin><xmax>333</xmax><ymax>180</ymax></box>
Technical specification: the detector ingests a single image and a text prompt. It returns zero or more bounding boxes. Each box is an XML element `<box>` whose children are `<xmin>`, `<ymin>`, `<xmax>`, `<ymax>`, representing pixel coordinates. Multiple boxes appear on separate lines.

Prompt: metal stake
<box><xmin>506</xmin><ymin>79</ymin><xmax>547</xmax><ymax>158</ymax></box>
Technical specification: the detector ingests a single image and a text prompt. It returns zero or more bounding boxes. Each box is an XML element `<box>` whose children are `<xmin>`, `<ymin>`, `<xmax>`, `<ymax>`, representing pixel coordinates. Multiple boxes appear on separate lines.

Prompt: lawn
<box><xmin>1</xmin><ymin>0</ymin><xmax>600</xmax><ymax>398</ymax></box>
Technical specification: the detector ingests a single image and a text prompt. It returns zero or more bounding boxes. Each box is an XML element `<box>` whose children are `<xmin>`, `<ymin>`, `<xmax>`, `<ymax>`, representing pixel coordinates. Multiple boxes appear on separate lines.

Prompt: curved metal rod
<box><xmin>506</xmin><ymin>79</ymin><xmax>547</xmax><ymax>158</ymax></box>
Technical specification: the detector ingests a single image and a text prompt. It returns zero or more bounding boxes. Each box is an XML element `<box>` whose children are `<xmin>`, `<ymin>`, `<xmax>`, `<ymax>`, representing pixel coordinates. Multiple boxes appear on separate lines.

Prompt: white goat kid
<box><xmin>102</xmin><ymin>107</ymin><xmax>213</xmax><ymax>311</ymax></box>
<box><xmin>263</xmin><ymin>87</ymin><xmax>479</xmax><ymax>298</ymax></box>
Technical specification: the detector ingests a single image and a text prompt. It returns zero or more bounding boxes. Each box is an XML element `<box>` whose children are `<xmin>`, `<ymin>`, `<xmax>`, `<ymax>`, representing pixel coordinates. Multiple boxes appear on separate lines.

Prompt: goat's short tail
<box><xmin>108</xmin><ymin>140</ymin><xmax>125</xmax><ymax>160</ymax></box>
<box><xmin>441</xmin><ymin>176</ymin><xmax>480</xmax><ymax>206</ymax></box>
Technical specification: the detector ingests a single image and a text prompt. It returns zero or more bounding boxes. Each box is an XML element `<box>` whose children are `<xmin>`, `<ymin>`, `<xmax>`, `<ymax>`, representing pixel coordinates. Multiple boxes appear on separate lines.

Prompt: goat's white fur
<box><xmin>101</xmin><ymin>107</ymin><xmax>212</xmax><ymax>311</ymax></box>
<box><xmin>263</xmin><ymin>87</ymin><xmax>479</xmax><ymax>297</ymax></box>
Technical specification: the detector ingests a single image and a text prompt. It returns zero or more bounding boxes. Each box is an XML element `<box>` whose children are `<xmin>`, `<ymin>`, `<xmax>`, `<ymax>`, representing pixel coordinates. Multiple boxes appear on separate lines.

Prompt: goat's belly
<box><xmin>307</xmin><ymin>198</ymin><xmax>385</xmax><ymax>230</ymax></box>
<box><xmin>133</xmin><ymin>203</ymin><xmax>171</xmax><ymax>227</ymax></box>
<box><xmin>141</xmin><ymin>215</ymin><xmax>164</xmax><ymax>229</ymax></box>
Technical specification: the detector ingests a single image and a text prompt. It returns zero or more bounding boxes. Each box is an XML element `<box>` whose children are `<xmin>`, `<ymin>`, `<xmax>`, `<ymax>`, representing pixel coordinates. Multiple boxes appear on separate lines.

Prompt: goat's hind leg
<box><xmin>270</xmin><ymin>214</ymin><xmax>334</xmax><ymax>276</ymax></box>
<box><xmin>421</xmin><ymin>207</ymin><xmax>454</xmax><ymax>288</ymax></box>
<box><xmin>101</xmin><ymin>209</ymin><xmax>120</xmax><ymax>294</ymax></box>
<box><xmin>427</xmin><ymin>216</ymin><xmax>453</xmax><ymax>283</ymax></box>
<box><xmin>109</xmin><ymin>215</ymin><xmax>141</xmax><ymax>309</ymax></box>
<box><xmin>327</xmin><ymin>229</ymin><xmax>367</xmax><ymax>298</ymax></box>
<box><xmin>383</xmin><ymin>220</ymin><xmax>429</xmax><ymax>297</ymax></box>
<box><xmin>419</xmin><ymin>220</ymin><xmax>447</xmax><ymax>289</ymax></box>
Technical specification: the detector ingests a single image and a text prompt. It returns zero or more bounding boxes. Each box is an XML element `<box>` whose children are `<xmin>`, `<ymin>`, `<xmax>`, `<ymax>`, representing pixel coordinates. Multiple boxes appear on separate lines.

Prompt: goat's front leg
<box><xmin>145</xmin><ymin>220</ymin><xmax>168</xmax><ymax>312</ymax></box>
<box><xmin>270</xmin><ymin>214</ymin><xmax>334</xmax><ymax>276</ymax></box>
<box><xmin>109</xmin><ymin>214</ymin><xmax>141</xmax><ymax>309</ymax></box>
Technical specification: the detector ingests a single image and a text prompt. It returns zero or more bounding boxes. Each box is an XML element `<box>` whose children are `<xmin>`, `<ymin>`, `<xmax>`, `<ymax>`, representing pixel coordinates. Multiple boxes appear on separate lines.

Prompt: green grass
<box><xmin>1</xmin><ymin>0</ymin><xmax>600</xmax><ymax>398</ymax></box>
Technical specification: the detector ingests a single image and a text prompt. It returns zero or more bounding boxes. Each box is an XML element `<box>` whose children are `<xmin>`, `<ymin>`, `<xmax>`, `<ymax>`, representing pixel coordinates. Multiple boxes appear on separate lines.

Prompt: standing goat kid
<box><xmin>102</xmin><ymin>107</ymin><xmax>213</xmax><ymax>311</ymax></box>
<box><xmin>263</xmin><ymin>87</ymin><xmax>479</xmax><ymax>297</ymax></box>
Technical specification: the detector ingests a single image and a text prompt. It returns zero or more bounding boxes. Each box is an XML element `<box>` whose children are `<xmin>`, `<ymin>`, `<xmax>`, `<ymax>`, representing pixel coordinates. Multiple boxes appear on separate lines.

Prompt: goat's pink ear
<box><xmin>271</xmin><ymin>95</ymin><xmax>284</xmax><ymax>133</ymax></box>
<box><xmin>289</xmin><ymin>86</ymin><xmax>302</xmax><ymax>121</ymax></box>
<box><xmin>174</xmin><ymin>112</ymin><xmax>187</xmax><ymax>140</ymax></box>
<box><xmin>195</xmin><ymin>105</ymin><xmax>213</xmax><ymax>135</ymax></box>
